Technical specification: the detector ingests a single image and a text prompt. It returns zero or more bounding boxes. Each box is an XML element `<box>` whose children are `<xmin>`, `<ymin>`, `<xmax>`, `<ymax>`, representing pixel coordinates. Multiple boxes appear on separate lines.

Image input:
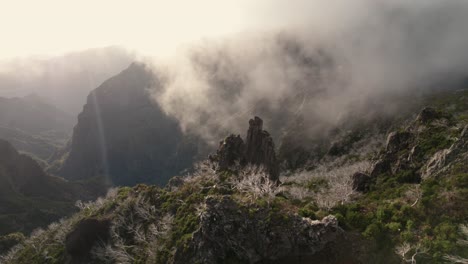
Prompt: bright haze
<box><xmin>1</xmin><ymin>0</ymin><xmax>468</xmax><ymax>126</ymax></box>
<box><xmin>0</xmin><ymin>0</ymin><xmax>265</xmax><ymax>59</ymax></box>
<box><xmin>0</xmin><ymin>0</ymin><xmax>278</xmax><ymax>114</ymax></box>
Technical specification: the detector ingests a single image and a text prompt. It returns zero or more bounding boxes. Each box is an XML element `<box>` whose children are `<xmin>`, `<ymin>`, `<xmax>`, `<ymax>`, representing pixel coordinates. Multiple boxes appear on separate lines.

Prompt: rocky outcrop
<box><xmin>174</xmin><ymin>196</ymin><xmax>342</xmax><ymax>264</ymax></box>
<box><xmin>423</xmin><ymin>125</ymin><xmax>468</xmax><ymax>178</ymax></box>
<box><xmin>244</xmin><ymin>117</ymin><xmax>279</xmax><ymax>181</ymax></box>
<box><xmin>385</xmin><ymin>131</ymin><xmax>413</xmax><ymax>154</ymax></box>
<box><xmin>216</xmin><ymin>134</ymin><xmax>245</xmax><ymax>171</ymax></box>
<box><xmin>211</xmin><ymin>117</ymin><xmax>279</xmax><ymax>181</ymax></box>
<box><xmin>65</xmin><ymin>218</ymin><xmax>111</xmax><ymax>259</ymax></box>
<box><xmin>351</xmin><ymin>172</ymin><xmax>372</xmax><ymax>192</ymax></box>
<box><xmin>370</xmin><ymin>108</ymin><xmax>464</xmax><ymax>183</ymax></box>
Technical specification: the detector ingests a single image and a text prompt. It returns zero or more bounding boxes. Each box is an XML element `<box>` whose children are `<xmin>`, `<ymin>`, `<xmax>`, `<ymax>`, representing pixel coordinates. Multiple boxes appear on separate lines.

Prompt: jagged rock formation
<box><xmin>57</xmin><ymin>63</ymin><xmax>205</xmax><ymax>186</ymax></box>
<box><xmin>216</xmin><ymin>134</ymin><xmax>244</xmax><ymax>170</ymax></box>
<box><xmin>244</xmin><ymin>117</ymin><xmax>279</xmax><ymax>181</ymax></box>
<box><xmin>213</xmin><ymin>116</ymin><xmax>279</xmax><ymax>181</ymax></box>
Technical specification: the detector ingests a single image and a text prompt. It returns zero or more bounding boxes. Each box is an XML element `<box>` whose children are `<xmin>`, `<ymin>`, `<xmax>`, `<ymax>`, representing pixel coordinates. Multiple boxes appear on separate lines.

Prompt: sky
<box><xmin>2</xmin><ymin>0</ymin><xmax>468</xmax><ymax>129</ymax></box>
<box><xmin>0</xmin><ymin>0</ymin><xmax>270</xmax><ymax>60</ymax></box>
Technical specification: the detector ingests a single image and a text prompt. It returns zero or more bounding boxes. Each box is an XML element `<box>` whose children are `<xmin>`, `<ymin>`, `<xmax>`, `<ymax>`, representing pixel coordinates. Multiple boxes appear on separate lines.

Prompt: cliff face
<box><xmin>58</xmin><ymin>63</ymin><xmax>203</xmax><ymax>186</ymax></box>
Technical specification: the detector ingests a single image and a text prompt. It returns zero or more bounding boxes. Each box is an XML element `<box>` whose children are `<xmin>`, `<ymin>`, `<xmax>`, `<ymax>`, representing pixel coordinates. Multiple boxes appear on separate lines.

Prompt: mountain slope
<box><xmin>57</xmin><ymin>63</ymin><xmax>205</xmax><ymax>186</ymax></box>
<box><xmin>0</xmin><ymin>94</ymin><xmax>74</xmax><ymax>162</ymax></box>
<box><xmin>0</xmin><ymin>139</ymin><xmax>106</xmax><ymax>238</ymax></box>
<box><xmin>4</xmin><ymin>89</ymin><xmax>467</xmax><ymax>263</ymax></box>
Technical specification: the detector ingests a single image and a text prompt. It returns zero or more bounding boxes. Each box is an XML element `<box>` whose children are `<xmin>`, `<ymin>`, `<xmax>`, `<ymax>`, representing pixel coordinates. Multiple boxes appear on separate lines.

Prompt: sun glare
<box><xmin>0</xmin><ymin>0</ymin><xmax>249</xmax><ymax>59</ymax></box>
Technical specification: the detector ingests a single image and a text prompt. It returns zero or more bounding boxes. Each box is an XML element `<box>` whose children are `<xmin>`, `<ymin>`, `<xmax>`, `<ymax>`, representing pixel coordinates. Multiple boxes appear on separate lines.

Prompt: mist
<box><xmin>149</xmin><ymin>0</ymin><xmax>468</xmax><ymax>144</ymax></box>
<box><xmin>0</xmin><ymin>46</ymin><xmax>134</xmax><ymax>115</ymax></box>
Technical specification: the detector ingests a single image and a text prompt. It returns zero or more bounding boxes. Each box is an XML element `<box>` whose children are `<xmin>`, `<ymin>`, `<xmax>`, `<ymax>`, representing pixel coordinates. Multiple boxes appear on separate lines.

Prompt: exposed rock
<box><xmin>351</xmin><ymin>172</ymin><xmax>371</xmax><ymax>192</ymax></box>
<box><xmin>216</xmin><ymin>134</ymin><xmax>245</xmax><ymax>171</ymax></box>
<box><xmin>174</xmin><ymin>196</ymin><xmax>342</xmax><ymax>264</ymax></box>
<box><xmin>422</xmin><ymin>125</ymin><xmax>468</xmax><ymax>178</ymax></box>
<box><xmin>417</xmin><ymin>107</ymin><xmax>438</xmax><ymax>123</ymax></box>
<box><xmin>370</xmin><ymin>159</ymin><xmax>391</xmax><ymax>178</ymax></box>
<box><xmin>212</xmin><ymin>117</ymin><xmax>280</xmax><ymax>182</ymax></box>
<box><xmin>423</xmin><ymin>149</ymin><xmax>450</xmax><ymax>178</ymax></box>
<box><xmin>385</xmin><ymin>131</ymin><xmax>413</xmax><ymax>153</ymax></box>
<box><xmin>65</xmin><ymin>218</ymin><xmax>111</xmax><ymax>259</ymax></box>
<box><xmin>244</xmin><ymin>117</ymin><xmax>279</xmax><ymax>181</ymax></box>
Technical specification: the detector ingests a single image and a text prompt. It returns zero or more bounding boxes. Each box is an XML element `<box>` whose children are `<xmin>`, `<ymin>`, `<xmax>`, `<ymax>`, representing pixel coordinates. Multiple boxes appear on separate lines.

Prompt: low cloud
<box><xmin>148</xmin><ymin>0</ymin><xmax>468</xmax><ymax>144</ymax></box>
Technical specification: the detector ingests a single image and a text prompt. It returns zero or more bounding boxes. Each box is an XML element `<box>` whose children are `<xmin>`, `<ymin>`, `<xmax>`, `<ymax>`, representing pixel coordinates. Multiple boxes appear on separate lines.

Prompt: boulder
<box><xmin>351</xmin><ymin>172</ymin><xmax>371</xmax><ymax>192</ymax></box>
<box><xmin>370</xmin><ymin>159</ymin><xmax>391</xmax><ymax>177</ymax></box>
<box><xmin>385</xmin><ymin>131</ymin><xmax>413</xmax><ymax>154</ymax></box>
<box><xmin>65</xmin><ymin>218</ymin><xmax>111</xmax><ymax>259</ymax></box>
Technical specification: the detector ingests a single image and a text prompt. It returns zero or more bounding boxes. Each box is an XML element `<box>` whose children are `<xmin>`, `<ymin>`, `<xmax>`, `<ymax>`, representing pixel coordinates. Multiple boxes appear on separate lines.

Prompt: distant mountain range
<box><xmin>0</xmin><ymin>46</ymin><xmax>134</xmax><ymax>115</ymax></box>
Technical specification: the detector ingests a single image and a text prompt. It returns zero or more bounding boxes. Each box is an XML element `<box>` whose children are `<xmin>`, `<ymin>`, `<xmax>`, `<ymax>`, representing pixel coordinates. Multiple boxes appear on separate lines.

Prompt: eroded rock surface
<box><xmin>211</xmin><ymin>116</ymin><xmax>279</xmax><ymax>181</ymax></box>
<box><xmin>174</xmin><ymin>196</ymin><xmax>342</xmax><ymax>264</ymax></box>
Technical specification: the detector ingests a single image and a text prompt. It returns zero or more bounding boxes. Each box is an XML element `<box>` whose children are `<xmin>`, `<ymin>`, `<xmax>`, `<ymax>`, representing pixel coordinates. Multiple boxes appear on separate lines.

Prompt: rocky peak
<box><xmin>211</xmin><ymin>116</ymin><xmax>279</xmax><ymax>182</ymax></box>
<box><xmin>216</xmin><ymin>134</ymin><xmax>244</xmax><ymax>171</ymax></box>
<box><xmin>57</xmin><ymin>62</ymin><xmax>204</xmax><ymax>186</ymax></box>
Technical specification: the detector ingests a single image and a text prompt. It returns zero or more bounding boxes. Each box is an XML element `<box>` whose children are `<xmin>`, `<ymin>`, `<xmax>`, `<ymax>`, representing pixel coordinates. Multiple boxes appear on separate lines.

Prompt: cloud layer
<box><xmin>150</xmin><ymin>0</ymin><xmax>468</xmax><ymax>144</ymax></box>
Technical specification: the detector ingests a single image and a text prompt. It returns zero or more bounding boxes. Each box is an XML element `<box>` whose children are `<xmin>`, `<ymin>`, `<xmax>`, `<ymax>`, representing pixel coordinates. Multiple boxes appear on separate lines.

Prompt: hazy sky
<box><xmin>0</xmin><ymin>0</ymin><xmax>277</xmax><ymax>59</ymax></box>
<box><xmin>0</xmin><ymin>0</ymin><xmax>374</xmax><ymax>60</ymax></box>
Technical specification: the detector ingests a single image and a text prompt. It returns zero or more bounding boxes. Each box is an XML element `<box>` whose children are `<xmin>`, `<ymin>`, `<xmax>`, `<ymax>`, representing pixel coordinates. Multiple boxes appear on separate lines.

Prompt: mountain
<box><xmin>56</xmin><ymin>63</ymin><xmax>206</xmax><ymax>186</ymax></box>
<box><xmin>0</xmin><ymin>94</ymin><xmax>74</xmax><ymax>162</ymax></box>
<box><xmin>0</xmin><ymin>139</ymin><xmax>106</xmax><ymax>239</ymax></box>
<box><xmin>3</xmin><ymin>88</ymin><xmax>467</xmax><ymax>263</ymax></box>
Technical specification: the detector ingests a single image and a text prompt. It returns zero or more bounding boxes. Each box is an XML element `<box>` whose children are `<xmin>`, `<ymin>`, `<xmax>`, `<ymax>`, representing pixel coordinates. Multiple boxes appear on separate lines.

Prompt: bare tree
<box><xmin>395</xmin><ymin>243</ymin><xmax>427</xmax><ymax>264</ymax></box>
<box><xmin>231</xmin><ymin>165</ymin><xmax>279</xmax><ymax>204</ymax></box>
